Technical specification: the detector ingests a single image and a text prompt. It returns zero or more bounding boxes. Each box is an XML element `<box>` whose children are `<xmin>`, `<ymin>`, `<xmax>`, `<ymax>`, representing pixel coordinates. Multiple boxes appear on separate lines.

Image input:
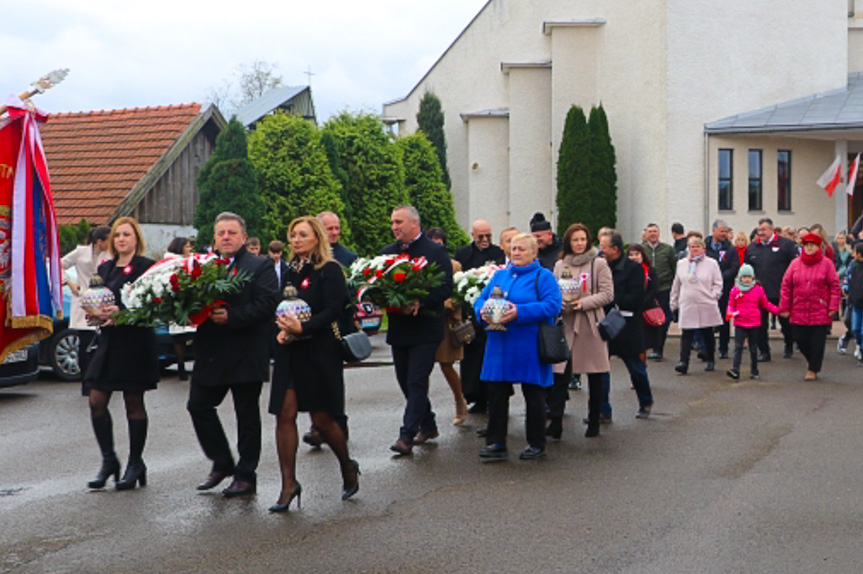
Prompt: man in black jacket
<box><xmin>188</xmin><ymin>212</ymin><xmax>279</xmax><ymax>497</ymax></box>
<box><xmin>745</xmin><ymin>217</ymin><xmax>798</xmax><ymax>360</ymax></box>
<box><xmin>597</xmin><ymin>231</ymin><xmax>653</xmax><ymax>424</ymax></box>
<box><xmin>318</xmin><ymin>211</ymin><xmax>358</xmax><ymax>267</ymax></box>
<box><xmin>385</xmin><ymin>206</ymin><xmax>453</xmax><ymax>455</ymax></box>
<box><xmin>705</xmin><ymin>219</ymin><xmax>739</xmax><ymax>358</ymax></box>
<box><xmin>454</xmin><ymin>219</ymin><xmax>506</xmax><ymax>414</ymax></box>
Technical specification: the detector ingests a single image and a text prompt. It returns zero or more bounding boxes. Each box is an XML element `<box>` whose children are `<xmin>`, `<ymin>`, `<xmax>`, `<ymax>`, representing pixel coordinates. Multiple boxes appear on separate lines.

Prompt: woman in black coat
<box><xmin>83</xmin><ymin>217</ymin><xmax>158</xmax><ymax>491</ymax></box>
<box><xmin>268</xmin><ymin>216</ymin><xmax>359</xmax><ymax>512</ymax></box>
<box><xmin>627</xmin><ymin>244</ymin><xmax>662</xmax><ymax>352</ymax></box>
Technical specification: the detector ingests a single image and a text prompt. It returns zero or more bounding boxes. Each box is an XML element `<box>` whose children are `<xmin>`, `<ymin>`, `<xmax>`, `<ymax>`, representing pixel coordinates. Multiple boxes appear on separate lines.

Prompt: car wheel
<box><xmin>49</xmin><ymin>328</ymin><xmax>81</xmax><ymax>381</ymax></box>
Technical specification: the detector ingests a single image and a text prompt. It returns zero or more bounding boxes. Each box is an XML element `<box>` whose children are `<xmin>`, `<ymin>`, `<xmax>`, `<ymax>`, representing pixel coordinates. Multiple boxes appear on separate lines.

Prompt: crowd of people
<box><xmin>60</xmin><ymin>205</ymin><xmax>862</xmax><ymax>510</ymax></box>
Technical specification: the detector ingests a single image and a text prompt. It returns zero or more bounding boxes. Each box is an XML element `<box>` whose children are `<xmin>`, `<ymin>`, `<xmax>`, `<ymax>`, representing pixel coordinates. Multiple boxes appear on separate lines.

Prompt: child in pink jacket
<box><xmin>726</xmin><ymin>264</ymin><xmax>779</xmax><ymax>380</ymax></box>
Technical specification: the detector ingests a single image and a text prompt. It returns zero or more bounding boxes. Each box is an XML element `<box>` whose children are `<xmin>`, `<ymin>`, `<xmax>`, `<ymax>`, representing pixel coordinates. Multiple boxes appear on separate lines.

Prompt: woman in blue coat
<box><xmin>473</xmin><ymin>233</ymin><xmax>562</xmax><ymax>460</ymax></box>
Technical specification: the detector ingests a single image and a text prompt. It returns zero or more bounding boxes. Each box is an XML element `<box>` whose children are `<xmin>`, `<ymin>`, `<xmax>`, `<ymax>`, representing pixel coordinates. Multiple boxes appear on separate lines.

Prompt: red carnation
<box><xmin>363</xmin><ymin>268</ymin><xmax>372</xmax><ymax>277</ymax></box>
<box><xmin>191</xmin><ymin>264</ymin><xmax>202</xmax><ymax>280</ymax></box>
<box><xmin>170</xmin><ymin>274</ymin><xmax>180</xmax><ymax>292</ymax></box>
<box><xmin>154</xmin><ymin>297</ymin><xmax>162</xmax><ymax>304</ymax></box>
<box><xmin>374</xmin><ymin>269</ymin><xmax>383</xmax><ymax>278</ymax></box>
<box><xmin>393</xmin><ymin>271</ymin><xmax>406</xmax><ymax>283</ymax></box>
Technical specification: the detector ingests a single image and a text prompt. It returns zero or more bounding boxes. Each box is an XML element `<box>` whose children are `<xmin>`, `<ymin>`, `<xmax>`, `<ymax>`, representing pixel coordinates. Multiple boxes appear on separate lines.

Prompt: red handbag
<box><xmin>642</xmin><ymin>304</ymin><xmax>666</xmax><ymax>327</ymax></box>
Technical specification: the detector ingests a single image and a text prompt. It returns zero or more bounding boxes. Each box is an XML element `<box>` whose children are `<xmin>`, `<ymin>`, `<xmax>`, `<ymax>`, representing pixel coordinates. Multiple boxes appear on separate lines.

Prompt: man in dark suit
<box><xmin>384</xmin><ymin>205</ymin><xmax>453</xmax><ymax>455</ymax></box>
<box><xmin>187</xmin><ymin>212</ymin><xmax>279</xmax><ymax>497</ymax></box>
<box><xmin>267</xmin><ymin>240</ymin><xmax>290</xmax><ymax>361</ymax></box>
<box><xmin>454</xmin><ymin>219</ymin><xmax>505</xmax><ymax>414</ymax></box>
<box><xmin>597</xmin><ymin>231</ymin><xmax>653</xmax><ymax>423</ymax></box>
<box><xmin>318</xmin><ymin>211</ymin><xmax>358</xmax><ymax>267</ymax></box>
<box><xmin>744</xmin><ymin>217</ymin><xmax>798</xmax><ymax>360</ymax></box>
<box><xmin>705</xmin><ymin>219</ymin><xmax>739</xmax><ymax>359</ymax></box>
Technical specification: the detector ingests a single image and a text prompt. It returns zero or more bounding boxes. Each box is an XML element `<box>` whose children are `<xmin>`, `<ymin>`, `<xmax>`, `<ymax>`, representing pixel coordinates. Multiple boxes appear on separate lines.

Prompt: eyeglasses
<box><xmin>476</xmin><ymin>234</ymin><xmax>492</xmax><ymax>240</ymax></box>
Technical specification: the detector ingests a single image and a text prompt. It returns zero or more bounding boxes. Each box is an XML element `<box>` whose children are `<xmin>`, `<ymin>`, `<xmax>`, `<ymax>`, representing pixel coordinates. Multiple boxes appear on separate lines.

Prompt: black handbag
<box><xmin>332</xmin><ymin>323</ymin><xmax>372</xmax><ymax>363</ymax></box>
<box><xmin>449</xmin><ymin>319</ymin><xmax>476</xmax><ymax>347</ymax></box>
<box><xmin>598</xmin><ymin>308</ymin><xmax>626</xmax><ymax>341</ymax></box>
<box><xmin>534</xmin><ymin>273</ymin><xmax>571</xmax><ymax>364</ymax></box>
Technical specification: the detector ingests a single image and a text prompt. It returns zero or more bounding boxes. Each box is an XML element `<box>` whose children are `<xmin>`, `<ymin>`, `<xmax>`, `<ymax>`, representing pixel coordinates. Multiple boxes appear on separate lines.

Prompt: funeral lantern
<box><xmin>80</xmin><ymin>276</ymin><xmax>115</xmax><ymax>326</ymax></box>
<box><xmin>276</xmin><ymin>284</ymin><xmax>312</xmax><ymax>341</ymax></box>
<box><xmin>480</xmin><ymin>286</ymin><xmax>512</xmax><ymax>331</ymax></box>
<box><xmin>558</xmin><ymin>268</ymin><xmax>581</xmax><ymax>306</ymax></box>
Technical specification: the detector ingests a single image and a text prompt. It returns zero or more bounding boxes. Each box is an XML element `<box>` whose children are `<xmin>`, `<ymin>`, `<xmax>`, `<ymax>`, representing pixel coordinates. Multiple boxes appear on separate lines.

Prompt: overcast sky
<box><xmin>2</xmin><ymin>0</ymin><xmax>488</xmax><ymax>122</ymax></box>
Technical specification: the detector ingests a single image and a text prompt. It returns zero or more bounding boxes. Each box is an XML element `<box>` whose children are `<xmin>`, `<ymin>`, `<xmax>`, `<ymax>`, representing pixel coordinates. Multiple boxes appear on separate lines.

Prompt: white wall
<box><xmin>465</xmin><ymin>116</ymin><xmax>510</xmax><ymax>233</ymax></box>
<box><xmin>140</xmin><ymin>224</ymin><xmax>197</xmax><ymax>259</ymax></box>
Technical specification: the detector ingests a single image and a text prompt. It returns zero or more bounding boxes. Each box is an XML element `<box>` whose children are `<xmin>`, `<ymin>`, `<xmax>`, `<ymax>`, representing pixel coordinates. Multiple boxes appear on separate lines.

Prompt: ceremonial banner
<box><xmin>0</xmin><ymin>96</ymin><xmax>62</xmax><ymax>362</ymax></box>
<box><xmin>847</xmin><ymin>153</ymin><xmax>860</xmax><ymax>197</ymax></box>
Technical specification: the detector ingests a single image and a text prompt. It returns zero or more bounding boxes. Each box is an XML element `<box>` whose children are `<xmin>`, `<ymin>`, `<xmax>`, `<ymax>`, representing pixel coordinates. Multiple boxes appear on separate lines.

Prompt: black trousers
<box><xmin>792</xmin><ymin>324</ymin><xmax>829</xmax><ymax>373</ymax></box>
<box><xmin>717</xmin><ymin>294</ymin><xmax>731</xmax><ymax>354</ymax></box>
<box><xmin>460</xmin><ymin>324</ymin><xmax>488</xmax><ymax>405</ymax></box>
<box><xmin>187</xmin><ymin>382</ymin><xmax>263</xmax><ymax>483</ymax></box>
<box><xmin>391</xmin><ymin>342</ymin><xmax>438</xmax><ymax>440</ymax></box>
<box><xmin>546</xmin><ymin>359</ymin><xmax>571</xmax><ymax>418</ymax></box>
<box><xmin>759</xmin><ymin>297</ymin><xmax>793</xmax><ymax>354</ymax></box>
<box><xmin>487</xmin><ymin>382</ymin><xmax>546</xmax><ymax>450</ymax></box>
<box><xmin>732</xmin><ymin>327</ymin><xmax>760</xmax><ymax>373</ymax></box>
<box><xmin>680</xmin><ymin>327</ymin><xmax>715</xmax><ymax>364</ymax></box>
<box><xmin>655</xmin><ymin>289</ymin><xmax>672</xmax><ymax>353</ymax></box>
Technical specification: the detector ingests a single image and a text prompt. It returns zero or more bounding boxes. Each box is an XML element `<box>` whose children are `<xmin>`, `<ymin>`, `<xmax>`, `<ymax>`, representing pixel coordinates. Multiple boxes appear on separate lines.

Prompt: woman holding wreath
<box><xmin>83</xmin><ymin>217</ymin><xmax>158</xmax><ymax>491</ymax></box>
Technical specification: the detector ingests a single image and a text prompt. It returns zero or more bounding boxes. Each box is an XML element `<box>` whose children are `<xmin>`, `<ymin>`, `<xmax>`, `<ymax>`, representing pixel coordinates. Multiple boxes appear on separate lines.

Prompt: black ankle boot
<box><xmin>88</xmin><ymin>456</ymin><xmax>121</xmax><ymax>489</ymax></box>
<box><xmin>117</xmin><ymin>460</ymin><xmax>147</xmax><ymax>490</ymax></box>
<box><xmin>89</xmin><ymin>413</ymin><xmax>119</xmax><ymax>489</ymax></box>
<box><xmin>545</xmin><ymin>417</ymin><xmax>562</xmax><ymax>440</ymax></box>
<box><xmin>585</xmin><ymin>423</ymin><xmax>600</xmax><ymax>438</ymax></box>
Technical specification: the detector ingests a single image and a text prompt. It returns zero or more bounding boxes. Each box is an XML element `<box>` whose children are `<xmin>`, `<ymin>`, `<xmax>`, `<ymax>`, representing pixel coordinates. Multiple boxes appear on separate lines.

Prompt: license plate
<box><xmin>2</xmin><ymin>349</ymin><xmax>27</xmax><ymax>364</ymax></box>
<box><xmin>361</xmin><ymin>318</ymin><xmax>380</xmax><ymax>328</ymax></box>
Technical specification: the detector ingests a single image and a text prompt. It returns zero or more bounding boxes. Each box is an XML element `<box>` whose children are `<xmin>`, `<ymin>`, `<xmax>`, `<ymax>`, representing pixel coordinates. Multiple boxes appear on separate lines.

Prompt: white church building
<box><xmin>383</xmin><ymin>0</ymin><xmax>863</xmax><ymax>240</ymax></box>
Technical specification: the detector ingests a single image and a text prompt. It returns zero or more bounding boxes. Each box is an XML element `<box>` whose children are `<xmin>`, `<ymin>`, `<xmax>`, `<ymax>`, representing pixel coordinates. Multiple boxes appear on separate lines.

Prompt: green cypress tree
<box><xmin>397</xmin><ymin>133</ymin><xmax>469</xmax><ymax>251</ymax></box>
<box><xmin>589</xmin><ymin>104</ymin><xmax>617</xmax><ymax>231</ymax></box>
<box><xmin>247</xmin><ymin>113</ymin><xmax>349</xmax><ymax>246</ymax></box>
<box><xmin>194</xmin><ymin>117</ymin><xmax>264</xmax><ymax>249</ymax></box>
<box><xmin>556</xmin><ymin>105</ymin><xmax>591</xmax><ymax>234</ymax></box>
<box><xmin>416</xmin><ymin>91</ymin><xmax>451</xmax><ymax>189</ymax></box>
<box><xmin>323</xmin><ymin>112</ymin><xmax>408</xmax><ymax>256</ymax></box>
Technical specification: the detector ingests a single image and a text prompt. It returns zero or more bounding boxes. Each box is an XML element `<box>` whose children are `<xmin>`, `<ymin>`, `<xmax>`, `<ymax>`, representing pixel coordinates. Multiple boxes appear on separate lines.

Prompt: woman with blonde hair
<box><xmin>83</xmin><ymin>217</ymin><xmax>158</xmax><ymax>490</ymax></box>
<box><xmin>269</xmin><ymin>216</ymin><xmax>358</xmax><ymax>511</ymax></box>
<box><xmin>733</xmin><ymin>231</ymin><xmax>749</xmax><ymax>275</ymax></box>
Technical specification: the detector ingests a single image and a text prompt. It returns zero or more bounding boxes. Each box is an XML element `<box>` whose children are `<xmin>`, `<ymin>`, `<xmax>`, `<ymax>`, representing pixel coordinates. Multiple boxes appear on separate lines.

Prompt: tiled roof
<box><xmin>705</xmin><ymin>73</ymin><xmax>863</xmax><ymax>135</ymax></box>
<box><xmin>39</xmin><ymin>103</ymin><xmax>202</xmax><ymax>225</ymax></box>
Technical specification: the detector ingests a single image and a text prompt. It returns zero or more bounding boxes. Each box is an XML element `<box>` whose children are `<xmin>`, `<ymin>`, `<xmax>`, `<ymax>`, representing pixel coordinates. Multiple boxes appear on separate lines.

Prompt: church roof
<box><xmin>234</xmin><ymin>85</ymin><xmax>311</xmax><ymax>127</ymax></box>
<box><xmin>705</xmin><ymin>73</ymin><xmax>863</xmax><ymax>135</ymax></box>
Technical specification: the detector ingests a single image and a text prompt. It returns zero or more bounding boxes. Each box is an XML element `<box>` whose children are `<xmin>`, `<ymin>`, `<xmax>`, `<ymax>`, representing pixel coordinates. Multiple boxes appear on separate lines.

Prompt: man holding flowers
<box><xmin>186</xmin><ymin>212</ymin><xmax>279</xmax><ymax>498</ymax></box>
<box><xmin>383</xmin><ymin>206</ymin><xmax>453</xmax><ymax>456</ymax></box>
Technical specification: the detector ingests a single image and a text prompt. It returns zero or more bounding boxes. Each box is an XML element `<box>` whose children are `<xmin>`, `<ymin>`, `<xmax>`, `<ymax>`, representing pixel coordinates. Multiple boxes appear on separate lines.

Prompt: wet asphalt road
<box><xmin>1</xmin><ymin>333</ymin><xmax>863</xmax><ymax>573</ymax></box>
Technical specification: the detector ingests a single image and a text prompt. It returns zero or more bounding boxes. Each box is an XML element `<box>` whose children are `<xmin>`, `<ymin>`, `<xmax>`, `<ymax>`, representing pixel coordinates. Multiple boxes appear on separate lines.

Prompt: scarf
<box><xmin>288</xmin><ymin>255</ymin><xmax>315</xmax><ymax>273</ymax></box>
<box><xmin>563</xmin><ymin>247</ymin><xmax>597</xmax><ymax>268</ymax></box>
<box><xmin>640</xmin><ymin>262</ymin><xmax>650</xmax><ymax>288</ymax></box>
<box><xmin>687</xmin><ymin>254</ymin><xmax>704</xmax><ymax>282</ymax></box>
<box><xmin>800</xmin><ymin>249</ymin><xmax>823</xmax><ymax>266</ymax></box>
<box><xmin>735</xmin><ymin>278</ymin><xmax>756</xmax><ymax>293</ymax></box>
<box><xmin>759</xmin><ymin>232</ymin><xmax>779</xmax><ymax>247</ymax></box>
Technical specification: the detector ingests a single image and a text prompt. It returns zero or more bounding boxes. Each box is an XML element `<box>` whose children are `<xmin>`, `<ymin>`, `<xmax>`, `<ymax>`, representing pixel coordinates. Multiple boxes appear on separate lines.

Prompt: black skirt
<box><xmin>268</xmin><ymin>334</ymin><xmax>344</xmax><ymax>416</ymax></box>
<box><xmin>83</xmin><ymin>325</ymin><xmax>159</xmax><ymax>394</ymax></box>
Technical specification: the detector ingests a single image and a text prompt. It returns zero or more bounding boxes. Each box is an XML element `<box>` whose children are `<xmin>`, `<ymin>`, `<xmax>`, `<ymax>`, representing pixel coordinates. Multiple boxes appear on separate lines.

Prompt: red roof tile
<box><xmin>39</xmin><ymin>103</ymin><xmax>202</xmax><ymax>225</ymax></box>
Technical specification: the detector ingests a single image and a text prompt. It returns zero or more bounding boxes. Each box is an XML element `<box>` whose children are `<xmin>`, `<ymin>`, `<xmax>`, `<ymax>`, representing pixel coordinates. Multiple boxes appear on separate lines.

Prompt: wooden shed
<box><xmin>40</xmin><ymin>103</ymin><xmax>226</xmax><ymax>229</ymax></box>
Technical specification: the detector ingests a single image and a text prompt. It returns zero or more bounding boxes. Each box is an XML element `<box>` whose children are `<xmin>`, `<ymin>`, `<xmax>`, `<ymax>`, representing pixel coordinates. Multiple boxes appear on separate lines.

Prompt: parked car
<box><xmin>354</xmin><ymin>302</ymin><xmax>382</xmax><ymax>335</ymax></box>
<box><xmin>0</xmin><ymin>344</ymin><xmax>40</xmax><ymax>388</ymax></box>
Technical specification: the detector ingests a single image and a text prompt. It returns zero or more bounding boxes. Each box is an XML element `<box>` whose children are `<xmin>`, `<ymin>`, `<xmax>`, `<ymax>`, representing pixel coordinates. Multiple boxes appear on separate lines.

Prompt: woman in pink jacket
<box><xmin>778</xmin><ymin>233</ymin><xmax>842</xmax><ymax>381</ymax></box>
<box><xmin>725</xmin><ymin>264</ymin><xmax>779</xmax><ymax>380</ymax></box>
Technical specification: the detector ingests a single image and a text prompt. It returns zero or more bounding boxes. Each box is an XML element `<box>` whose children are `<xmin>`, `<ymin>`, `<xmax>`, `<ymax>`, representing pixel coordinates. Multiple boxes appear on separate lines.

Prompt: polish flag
<box><xmin>847</xmin><ymin>153</ymin><xmax>860</xmax><ymax>196</ymax></box>
<box><xmin>816</xmin><ymin>155</ymin><xmax>843</xmax><ymax>197</ymax></box>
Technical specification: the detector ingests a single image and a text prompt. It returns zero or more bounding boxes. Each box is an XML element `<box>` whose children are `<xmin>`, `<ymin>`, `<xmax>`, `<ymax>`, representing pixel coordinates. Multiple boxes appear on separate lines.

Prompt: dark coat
<box><xmin>274</xmin><ymin>258</ymin><xmax>290</xmax><ymax>295</ymax></box>
<box><xmin>84</xmin><ymin>255</ymin><xmax>158</xmax><ymax>392</ymax></box>
<box><xmin>454</xmin><ymin>242</ymin><xmax>505</xmax><ymax>271</ymax></box>
<box><xmin>331</xmin><ymin>243</ymin><xmax>358</xmax><ymax>267</ymax></box>
<box><xmin>537</xmin><ymin>236</ymin><xmax>562</xmax><ymax>270</ymax></box>
<box><xmin>706</xmin><ymin>238</ymin><xmax>740</xmax><ymax>300</ymax></box>
<box><xmin>192</xmin><ymin>246</ymin><xmax>279</xmax><ymax>386</ymax></box>
<box><xmin>642</xmin><ymin>266</ymin><xmax>662</xmax><ymax>351</ymax></box>
<box><xmin>604</xmin><ymin>254</ymin><xmax>646</xmax><ymax>356</ymax></box>
<box><xmin>382</xmin><ymin>234</ymin><xmax>453</xmax><ymax>347</ymax></box>
<box><xmin>744</xmin><ymin>235</ymin><xmax>798</xmax><ymax>301</ymax></box>
<box><xmin>848</xmin><ymin>260</ymin><xmax>863</xmax><ymax>307</ymax></box>
<box><xmin>270</xmin><ymin>260</ymin><xmax>347</xmax><ymax>415</ymax></box>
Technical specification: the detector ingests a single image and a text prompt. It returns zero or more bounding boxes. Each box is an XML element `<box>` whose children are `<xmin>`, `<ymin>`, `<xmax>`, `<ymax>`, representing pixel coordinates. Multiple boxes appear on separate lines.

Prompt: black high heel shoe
<box><xmin>88</xmin><ymin>456</ymin><xmax>121</xmax><ymax>489</ymax></box>
<box><xmin>269</xmin><ymin>482</ymin><xmax>302</xmax><ymax>513</ymax></box>
<box><xmin>116</xmin><ymin>460</ymin><xmax>147</xmax><ymax>490</ymax></box>
<box><xmin>341</xmin><ymin>460</ymin><xmax>361</xmax><ymax>500</ymax></box>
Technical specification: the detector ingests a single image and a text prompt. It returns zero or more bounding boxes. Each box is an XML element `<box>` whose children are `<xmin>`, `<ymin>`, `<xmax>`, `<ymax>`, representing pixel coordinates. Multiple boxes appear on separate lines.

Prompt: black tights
<box><xmin>89</xmin><ymin>389</ymin><xmax>147</xmax><ymax>420</ymax></box>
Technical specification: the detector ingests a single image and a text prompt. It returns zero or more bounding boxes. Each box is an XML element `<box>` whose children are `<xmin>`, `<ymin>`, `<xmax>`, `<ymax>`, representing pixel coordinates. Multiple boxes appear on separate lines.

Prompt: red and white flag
<box><xmin>847</xmin><ymin>153</ymin><xmax>860</xmax><ymax>196</ymax></box>
<box><xmin>816</xmin><ymin>155</ymin><xmax>843</xmax><ymax>197</ymax></box>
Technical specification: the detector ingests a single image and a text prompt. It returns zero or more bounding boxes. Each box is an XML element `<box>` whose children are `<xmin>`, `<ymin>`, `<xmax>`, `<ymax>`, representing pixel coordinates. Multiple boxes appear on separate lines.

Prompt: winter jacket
<box><xmin>705</xmin><ymin>238</ymin><xmax>740</xmax><ymax>297</ymax></box>
<box><xmin>537</xmin><ymin>236</ymin><xmax>563</xmax><ymax>270</ymax></box>
<box><xmin>670</xmin><ymin>256</ymin><xmax>724</xmax><ymax>329</ymax></box>
<box><xmin>726</xmin><ymin>284</ymin><xmax>779</xmax><ymax>329</ymax></box>
<box><xmin>643</xmin><ymin>241</ymin><xmax>677</xmax><ymax>291</ymax></box>
<box><xmin>778</xmin><ymin>257</ymin><xmax>842</xmax><ymax>326</ymax></box>
<box><xmin>845</xmin><ymin>259</ymin><xmax>863</xmax><ymax>307</ymax></box>
<box><xmin>474</xmin><ymin>260</ymin><xmax>561</xmax><ymax>386</ymax></box>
